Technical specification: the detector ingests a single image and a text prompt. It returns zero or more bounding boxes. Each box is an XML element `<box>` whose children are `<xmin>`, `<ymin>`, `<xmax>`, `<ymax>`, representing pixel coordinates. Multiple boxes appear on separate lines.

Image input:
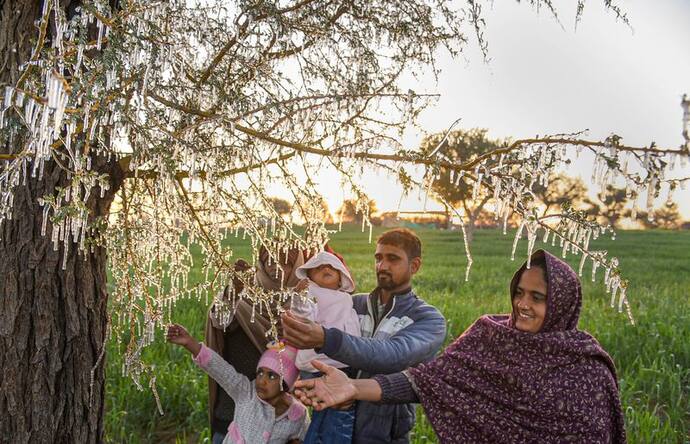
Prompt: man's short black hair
<box><xmin>376</xmin><ymin>228</ymin><xmax>422</xmax><ymax>260</ymax></box>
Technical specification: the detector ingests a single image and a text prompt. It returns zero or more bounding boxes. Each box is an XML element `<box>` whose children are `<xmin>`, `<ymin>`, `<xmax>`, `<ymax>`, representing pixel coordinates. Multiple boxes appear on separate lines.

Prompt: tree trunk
<box><xmin>0</xmin><ymin>1</ymin><xmax>122</xmax><ymax>442</ymax></box>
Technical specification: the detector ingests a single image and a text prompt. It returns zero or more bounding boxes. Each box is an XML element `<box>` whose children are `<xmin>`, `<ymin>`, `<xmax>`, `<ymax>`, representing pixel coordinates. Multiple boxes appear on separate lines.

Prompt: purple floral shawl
<box><xmin>408</xmin><ymin>250</ymin><xmax>626</xmax><ymax>443</ymax></box>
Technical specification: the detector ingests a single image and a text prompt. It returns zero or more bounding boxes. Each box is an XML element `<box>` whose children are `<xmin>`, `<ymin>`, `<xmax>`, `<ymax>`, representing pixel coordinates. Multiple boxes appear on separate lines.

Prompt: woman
<box><xmin>295</xmin><ymin>250</ymin><xmax>627</xmax><ymax>443</ymax></box>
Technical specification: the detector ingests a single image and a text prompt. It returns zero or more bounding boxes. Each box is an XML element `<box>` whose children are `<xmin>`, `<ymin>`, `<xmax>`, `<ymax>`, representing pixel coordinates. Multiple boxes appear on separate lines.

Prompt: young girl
<box><xmin>291</xmin><ymin>250</ymin><xmax>359</xmax><ymax>444</ymax></box>
<box><xmin>167</xmin><ymin>324</ymin><xmax>309</xmax><ymax>444</ymax></box>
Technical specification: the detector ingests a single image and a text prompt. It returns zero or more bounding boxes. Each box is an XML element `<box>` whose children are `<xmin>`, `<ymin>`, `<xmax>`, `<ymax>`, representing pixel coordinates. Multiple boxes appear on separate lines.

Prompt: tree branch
<box><xmin>145</xmin><ymin>91</ymin><xmax>687</xmax><ymax>174</ymax></box>
<box><xmin>120</xmin><ymin>152</ymin><xmax>295</xmax><ymax>179</ymax></box>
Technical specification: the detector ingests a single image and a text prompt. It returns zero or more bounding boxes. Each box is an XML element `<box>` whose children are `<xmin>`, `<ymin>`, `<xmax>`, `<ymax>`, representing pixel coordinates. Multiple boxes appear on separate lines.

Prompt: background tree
<box><xmin>337</xmin><ymin>198</ymin><xmax>378</xmax><ymax>225</ymax></box>
<box><xmin>0</xmin><ymin>0</ymin><xmax>681</xmax><ymax>441</ymax></box>
<box><xmin>532</xmin><ymin>174</ymin><xmax>594</xmax><ymax>216</ymax></box>
<box><xmin>588</xmin><ymin>185</ymin><xmax>633</xmax><ymax>228</ymax></box>
<box><xmin>637</xmin><ymin>201</ymin><xmax>682</xmax><ymax>229</ymax></box>
<box><xmin>268</xmin><ymin>197</ymin><xmax>292</xmax><ymax>218</ymax></box>
<box><xmin>419</xmin><ymin>128</ymin><xmax>505</xmax><ymax>242</ymax></box>
<box><xmin>317</xmin><ymin>198</ymin><xmax>334</xmax><ymax>225</ymax></box>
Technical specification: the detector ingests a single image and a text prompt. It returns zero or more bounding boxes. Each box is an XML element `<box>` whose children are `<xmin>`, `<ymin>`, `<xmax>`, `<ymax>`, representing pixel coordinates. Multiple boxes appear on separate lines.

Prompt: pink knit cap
<box><xmin>257</xmin><ymin>341</ymin><xmax>299</xmax><ymax>390</ymax></box>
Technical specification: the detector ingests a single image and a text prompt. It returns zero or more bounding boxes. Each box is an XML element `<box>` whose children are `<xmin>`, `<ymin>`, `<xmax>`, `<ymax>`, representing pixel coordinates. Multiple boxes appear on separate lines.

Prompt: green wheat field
<box><xmin>105</xmin><ymin>227</ymin><xmax>690</xmax><ymax>443</ymax></box>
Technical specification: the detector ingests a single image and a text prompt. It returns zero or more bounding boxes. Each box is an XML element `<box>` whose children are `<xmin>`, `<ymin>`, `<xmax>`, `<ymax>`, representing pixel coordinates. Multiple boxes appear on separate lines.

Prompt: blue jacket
<box><xmin>319</xmin><ymin>289</ymin><xmax>447</xmax><ymax>443</ymax></box>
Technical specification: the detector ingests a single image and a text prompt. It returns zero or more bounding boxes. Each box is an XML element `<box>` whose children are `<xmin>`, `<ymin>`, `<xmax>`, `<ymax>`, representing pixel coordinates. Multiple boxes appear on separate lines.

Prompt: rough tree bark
<box><xmin>0</xmin><ymin>1</ymin><xmax>123</xmax><ymax>442</ymax></box>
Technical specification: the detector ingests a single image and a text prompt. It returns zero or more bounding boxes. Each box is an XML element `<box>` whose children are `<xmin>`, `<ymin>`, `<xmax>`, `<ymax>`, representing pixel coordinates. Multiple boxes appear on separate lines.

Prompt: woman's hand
<box><xmin>294</xmin><ymin>278</ymin><xmax>309</xmax><ymax>292</ymax></box>
<box><xmin>228</xmin><ymin>259</ymin><xmax>252</xmax><ymax>298</ymax></box>
<box><xmin>166</xmin><ymin>324</ymin><xmax>200</xmax><ymax>355</ymax></box>
<box><xmin>294</xmin><ymin>361</ymin><xmax>358</xmax><ymax>411</ymax></box>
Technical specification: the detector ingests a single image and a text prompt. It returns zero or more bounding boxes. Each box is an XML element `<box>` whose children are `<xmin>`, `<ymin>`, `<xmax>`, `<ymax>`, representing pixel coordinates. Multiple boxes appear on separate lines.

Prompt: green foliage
<box><xmin>106</xmin><ymin>227</ymin><xmax>689</xmax><ymax>443</ymax></box>
<box><xmin>268</xmin><ymin>197</ymin><xmax>292</xmax><ymax>217</ymax></box>
<box><xmin>589</xmin><ymin>184</ymin><xmax>632</xmax><ymax>228</ymax></box>
<box><xmin>638</xmin><ymin>201</ymin><xmax>683</xmax><ymax>230</ymax></box>
<box><xmin>419</xmin><ymin>128</ymin><xmax>505</xmax><ymax>212</ymax></box>
<box><xmin>532</xmin><ymin>174</ymin><xmax>594</xmax><ymax>216</ymax></box>
<box><xmin>337</xmin><ymin>198</ymin><xmax>378</xmax><ymax>224</ymax></box>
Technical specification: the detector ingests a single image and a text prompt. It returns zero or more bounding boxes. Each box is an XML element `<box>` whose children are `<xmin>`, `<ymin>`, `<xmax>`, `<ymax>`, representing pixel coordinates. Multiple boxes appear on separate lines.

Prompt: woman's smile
<box><xmin>517</xmin><ymin>311</ymin><xmax>535</xmax><ymax>320</ymax></box>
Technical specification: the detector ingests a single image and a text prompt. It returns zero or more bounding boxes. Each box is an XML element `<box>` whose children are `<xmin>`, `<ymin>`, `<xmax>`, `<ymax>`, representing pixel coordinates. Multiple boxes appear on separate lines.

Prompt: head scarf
<box><xmin>408</xmin><ymin>249</ymin><xmax>626</xmax><ymax>443</ymax></box>
<box><xmin>255</xmin><ymin>245</ymin><xmax>306</xmax><ymax>290</ymax></box>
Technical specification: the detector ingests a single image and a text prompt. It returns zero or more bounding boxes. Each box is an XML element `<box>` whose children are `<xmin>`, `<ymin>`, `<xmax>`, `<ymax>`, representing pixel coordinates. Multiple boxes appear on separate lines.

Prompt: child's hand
<box><xmin>166</xmin><ymin>324</ymin><xmax>194</xmax><ymax>347</ymax></box>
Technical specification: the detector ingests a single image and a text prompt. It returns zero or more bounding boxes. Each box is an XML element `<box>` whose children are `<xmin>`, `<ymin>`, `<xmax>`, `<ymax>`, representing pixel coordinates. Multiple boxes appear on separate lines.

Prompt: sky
<box><xmin>307</xmin><ymin>0</ymin><xmax>690</xmax><ymax>220</ymax></box>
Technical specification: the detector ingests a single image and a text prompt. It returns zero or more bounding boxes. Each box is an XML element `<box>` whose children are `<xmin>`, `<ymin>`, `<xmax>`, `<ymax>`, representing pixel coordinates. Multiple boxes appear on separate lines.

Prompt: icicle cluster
<box><xmin>1</xmin><ymin>0</ymin><xmax>686</xmax><ymax>408</ymax></box>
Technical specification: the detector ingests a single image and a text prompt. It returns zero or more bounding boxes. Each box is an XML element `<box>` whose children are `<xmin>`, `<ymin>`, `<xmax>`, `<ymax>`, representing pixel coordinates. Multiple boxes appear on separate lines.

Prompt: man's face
<box><xmin>374</xmin><ymin>243</ymin><xmax>420</xmax><ymax>292</ymax></box>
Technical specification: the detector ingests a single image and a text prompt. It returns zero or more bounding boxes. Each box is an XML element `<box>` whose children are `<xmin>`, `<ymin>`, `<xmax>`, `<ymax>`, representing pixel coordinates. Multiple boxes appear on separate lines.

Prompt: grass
<box><xmin>105</xmin><ymin>226</ymin><xmax>690</xmax><ymax>443</ymax></box>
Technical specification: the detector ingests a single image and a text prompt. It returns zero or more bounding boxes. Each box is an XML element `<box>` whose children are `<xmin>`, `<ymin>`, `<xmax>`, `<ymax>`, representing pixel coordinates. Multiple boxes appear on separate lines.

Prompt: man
<box><xmin>282</xmin><ymin>228</ymin><xmax>447</xmax><ymax>443</ymax></box>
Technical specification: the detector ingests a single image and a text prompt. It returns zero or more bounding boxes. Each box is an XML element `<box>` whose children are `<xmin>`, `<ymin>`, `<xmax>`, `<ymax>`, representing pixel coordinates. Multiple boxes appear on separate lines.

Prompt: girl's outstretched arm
<box><xmin>167</xmin><ymin>324</ymin><xmax>201</xmax><ymax>356</ymax></box>
<box><xmin>167</xmin><ymin>324</ymin><xmax>253</xmax><ymax>402</ymax></box>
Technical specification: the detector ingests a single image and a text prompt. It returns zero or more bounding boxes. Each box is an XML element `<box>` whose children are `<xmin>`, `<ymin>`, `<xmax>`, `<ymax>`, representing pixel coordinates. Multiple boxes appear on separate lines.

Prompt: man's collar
<box><xmin>372</xmin><ymin>286</ymin><xmax>413</xmax><ymax>299</ymax></box>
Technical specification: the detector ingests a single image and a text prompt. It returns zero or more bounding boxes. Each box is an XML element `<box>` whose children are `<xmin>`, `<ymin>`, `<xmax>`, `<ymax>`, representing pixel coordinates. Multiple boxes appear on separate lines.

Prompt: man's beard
<box><xmin>376</xmin><ymin>272</ymin><xmax>397</xmax><ymax>289</ymax></box>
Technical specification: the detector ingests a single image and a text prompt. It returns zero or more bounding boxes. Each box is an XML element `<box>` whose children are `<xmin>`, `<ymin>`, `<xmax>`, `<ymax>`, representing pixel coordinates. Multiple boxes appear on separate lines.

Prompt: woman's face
<box><xmin>262</xmin><ymin>255</ymin><xmax>294</xmax><ymax>284</ymax></box>
<box><xmin>512</xmin><ymin>267</ymin><xmax>548</xmax><ymax>333</ymax></box>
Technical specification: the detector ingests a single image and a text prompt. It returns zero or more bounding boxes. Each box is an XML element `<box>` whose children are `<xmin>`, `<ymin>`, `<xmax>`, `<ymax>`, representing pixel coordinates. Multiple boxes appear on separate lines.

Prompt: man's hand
<box><xmin>294</xmin><ymin>361</ymin><xmax>357</xmax><ymax>411</ymax></box>
<box><xmin>281</xmin><ymin>310</ymin><xmax>325</xmax><ymax>349</ymax></box>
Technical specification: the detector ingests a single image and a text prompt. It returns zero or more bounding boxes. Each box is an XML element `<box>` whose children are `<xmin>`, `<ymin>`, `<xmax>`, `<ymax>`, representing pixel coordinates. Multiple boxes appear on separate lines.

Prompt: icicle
<box><xmin>561</xmin><ymin>237</ymin><xmax>569</xmax><ymax>258</ymax></box>
<box><xmin>459</xmin><ymin>221</ymin><xmax>473</xmax><ymax>282</ymax></box>
<box><xmin>501</xmin><ymin>207</ymin><xmax>509</xmax><ymax>235</ymax></box>
<box><xmin>617</xmin><ymin>285</ymin><xmax>627</xmax><ymax>313</ymax></box>
<box><xmin>41</xmin><ymin>206</ymin><xmax>50</xmax><ymax>236</ymax></box>
<box><xmin>4</xmin><ymin>86</ymin><xmax>13</xmax><ymax>109</ymax></box>
<box><xmin>609</xmin><ymin>280</ymin><xmax>619</xmax><ymax>308</ymax></box>
<box><xmin>645</xmin><ymin>175</ymin><xmax>657</xmax><ymax>216</ymax></box>
<box><xmin>578</xmin><ymin>252</ymin><xmax>587</xmax><ymax>276</ymax></box>
<box><xmin>511</xmin><ymin>221</ymin><xmax>525</xmax><ymax>261</ymax></box>
<box><xmin>623</xmin><ymin>293</ymin><xmax>635</xmax><ymax>325</ymax></box>
<box><xmin>591</xmin><ymin>259</ymin><xmax>600</xmax><ymax>282</ymax></box>
<box><xmin>525</xmin><ymin>224</ymin><xmax>537</xmax><ymax>268</ymax></box>
<box><xmin>62</xmin><ymin>237</ymin><xmax>69</xmax><ymax>270</ymax></box>
<box><xmin>471</xmin><ymin>173</ymin><xmax>483</xmax><ymax>201</ymax></box>
<box><xmin>96</xmin><ymin>20</ymin><xmax>104</xmax><ymax>50</ymax></box>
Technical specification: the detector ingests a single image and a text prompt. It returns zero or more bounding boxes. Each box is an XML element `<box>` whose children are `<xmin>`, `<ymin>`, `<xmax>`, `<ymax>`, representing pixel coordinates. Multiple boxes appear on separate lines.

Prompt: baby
<box><xmin>167</xmin><ymin>325</ymin><xmax>309</xmax><ymax>444</ymax></box>
<box><xmin>292</xmin><ymin>250</ymin><xmax>360</xmax><ymax>373</ymax></box>
<box><xmin>291</xmin><ymin>250</ymin><xmax>360</xmax><ymax>444</ymax></box>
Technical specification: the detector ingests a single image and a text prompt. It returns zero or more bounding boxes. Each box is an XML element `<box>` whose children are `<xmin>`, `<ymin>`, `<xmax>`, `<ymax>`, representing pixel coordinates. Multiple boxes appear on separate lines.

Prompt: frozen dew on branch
<box><xmin>511</xmin><ymin>221</ymin><xmax>525</xmax><ymax>262</ymax></box>
<box><xmin>2</xmin><ymin>0</ymin><xmax>682</xmax><ymax>412</ymax></box>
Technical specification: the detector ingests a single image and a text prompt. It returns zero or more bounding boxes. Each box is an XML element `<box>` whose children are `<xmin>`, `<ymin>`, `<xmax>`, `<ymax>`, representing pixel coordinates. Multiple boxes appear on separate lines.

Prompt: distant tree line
<box><xmin>269</xmin><ymin>128</ymin><xmax>685</xmax><ymax>234</ymax></box>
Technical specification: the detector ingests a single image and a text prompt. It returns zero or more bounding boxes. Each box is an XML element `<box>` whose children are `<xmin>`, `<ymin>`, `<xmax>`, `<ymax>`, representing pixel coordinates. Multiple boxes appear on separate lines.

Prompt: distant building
<box><xmin>380</xmin><ymin>211</ymin><xmax>451</xmax><ymax>228</ymax></box>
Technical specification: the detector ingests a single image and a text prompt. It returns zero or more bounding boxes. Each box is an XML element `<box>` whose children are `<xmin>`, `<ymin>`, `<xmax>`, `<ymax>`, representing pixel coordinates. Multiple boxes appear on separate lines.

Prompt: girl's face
<box><xmin>512</xmin><ymin>267</ymin><xmax>548</xmax><ymax>333</ymax></box>
<box><xmin>255</xmin><ymin>367</ymin><xmax>283</xmax><ymax>402</ymax></box>
<box><xmin>307</xmin><ymin>264</ymin><xmax>341</xmax><ymax>290</ymax></box>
